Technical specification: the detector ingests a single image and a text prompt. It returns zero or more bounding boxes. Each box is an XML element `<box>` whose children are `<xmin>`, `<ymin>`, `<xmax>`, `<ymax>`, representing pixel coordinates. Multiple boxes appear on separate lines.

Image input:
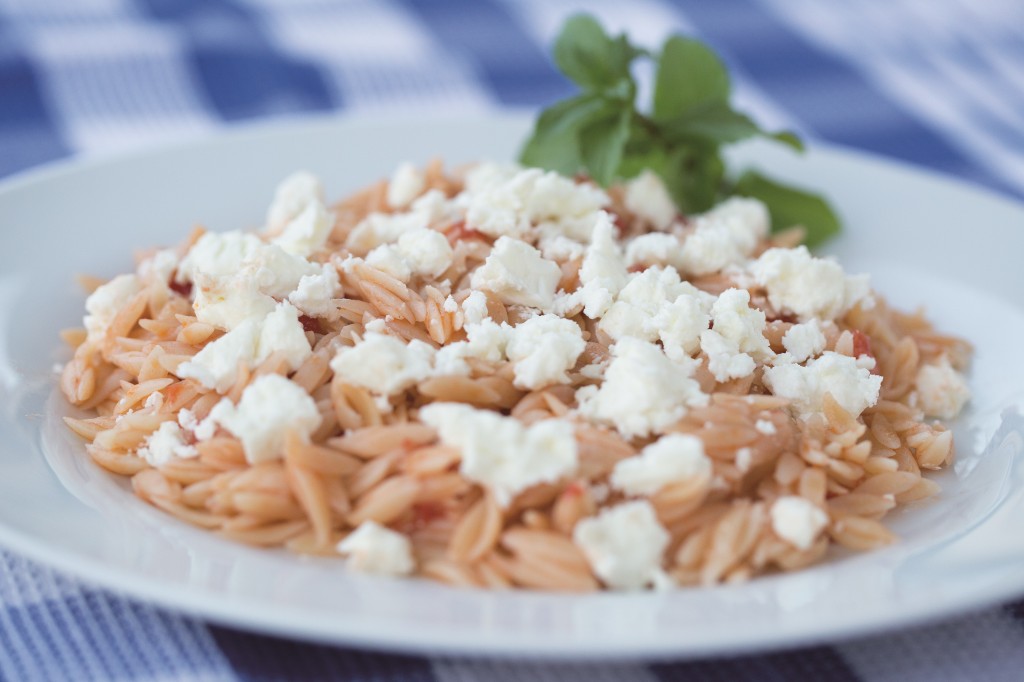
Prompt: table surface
<box><xmin>3</xmin><ymin>1</ymin><xmax>1024</xmax><ymax>680</ymax></box>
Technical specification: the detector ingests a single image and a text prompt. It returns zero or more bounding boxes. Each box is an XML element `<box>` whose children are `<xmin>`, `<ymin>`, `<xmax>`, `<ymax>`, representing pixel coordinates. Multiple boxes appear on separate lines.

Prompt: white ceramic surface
<box><xmin>1</xmin><ymin>113</ymin><xmax>1023</xmax><ymax>660</ymax></box>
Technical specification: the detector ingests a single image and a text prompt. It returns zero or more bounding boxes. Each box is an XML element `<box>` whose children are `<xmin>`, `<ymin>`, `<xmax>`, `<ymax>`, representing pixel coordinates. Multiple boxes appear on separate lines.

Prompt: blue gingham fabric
<box><xmin>3</xmin><ymin>1</ymin><xmax>1024</xmax><ymax>679</ymax></box>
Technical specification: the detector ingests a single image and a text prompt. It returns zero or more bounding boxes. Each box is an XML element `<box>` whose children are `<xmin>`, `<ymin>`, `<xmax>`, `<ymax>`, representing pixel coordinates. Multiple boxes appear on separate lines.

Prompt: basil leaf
<box><xmin>653</xmin><ymin>36</ymin><xmax>730</xmax><ymax>120</ymax></box>
<box><xmin>579</xmin><ymin>106</ymin><xmax>633</xmax><ymax>186</ymax></box>
<box><xmin>615</xmin><ymin>119</ymin><xmax>668</xmax><ymax>180</ymax></box>
<box><xmin>733</xmin><ymin>170</ymin><xmax>842</xmax><ymax>246</ymax></box>
<box><xmin>522</xmin><ymin>14</ymin><xmax>840</xmax><ymax>246</ymax></box>
<box><xmin>660</xmin><ymin>101</ymin><xmax>761</xmax><ymax>145</ymax></box>
<box><xmin>661</xmin><ymin>146</ymin><xmax>724</xmax><ymax>214</ymax></box>
<box><xmin>519</xmin><ymin>94</ymin><xmax>609</xmax><ymax>175</ymax></box>
<box><xmin>770</xmin><ymin>130</ymin><xmax>805</xmax><ymax>153</ymax></box>
<box><xmin>554</xmin><ymin>15</ymin><xmax>633</xmax><ymax>91</ymax></box>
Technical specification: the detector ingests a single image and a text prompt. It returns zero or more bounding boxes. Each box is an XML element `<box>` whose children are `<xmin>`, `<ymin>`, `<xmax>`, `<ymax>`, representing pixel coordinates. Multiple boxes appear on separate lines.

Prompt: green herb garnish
<box><xmin>520</xmin><ymin>14</ymin><xmax>841</xmax><ymax>246</ymax></box>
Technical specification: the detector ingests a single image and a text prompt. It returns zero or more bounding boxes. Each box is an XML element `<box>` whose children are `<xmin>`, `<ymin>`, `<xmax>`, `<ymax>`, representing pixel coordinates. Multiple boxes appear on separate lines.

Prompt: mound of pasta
<box><xmin>61</xmin><ymin>161</ymin><xmax>971</xmax><ymax>590</ymax></box>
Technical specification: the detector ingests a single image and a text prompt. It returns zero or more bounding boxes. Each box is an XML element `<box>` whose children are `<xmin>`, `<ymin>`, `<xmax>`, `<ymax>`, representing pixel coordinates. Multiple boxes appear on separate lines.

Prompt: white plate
<box><xmin>1</xmin><ymin>113</ymin><xmax>1023</xmax><ymax>660</ymax></box>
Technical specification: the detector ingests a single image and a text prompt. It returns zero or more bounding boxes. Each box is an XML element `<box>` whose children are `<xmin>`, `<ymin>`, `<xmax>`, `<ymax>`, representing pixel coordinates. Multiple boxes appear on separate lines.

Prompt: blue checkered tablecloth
<box><xmin>3</xmin><ymin>1</ymin><xmax>1024</xmax><ymax>680</ymax></box>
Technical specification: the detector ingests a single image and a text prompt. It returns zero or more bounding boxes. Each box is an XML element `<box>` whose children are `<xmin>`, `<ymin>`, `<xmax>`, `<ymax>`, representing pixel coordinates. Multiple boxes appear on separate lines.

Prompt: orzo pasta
<box><xmin>60</xmin><ymin>160</ymin><xmax>972</xmax><ymax>590</ymax></box>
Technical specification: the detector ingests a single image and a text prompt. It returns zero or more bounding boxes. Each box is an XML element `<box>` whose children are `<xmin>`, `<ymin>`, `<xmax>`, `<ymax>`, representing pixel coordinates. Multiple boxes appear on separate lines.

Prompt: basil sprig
<box><xmin>520</xmin><ymin>14</ymin><xmax>841</xmax><ymax>246</ymax></box>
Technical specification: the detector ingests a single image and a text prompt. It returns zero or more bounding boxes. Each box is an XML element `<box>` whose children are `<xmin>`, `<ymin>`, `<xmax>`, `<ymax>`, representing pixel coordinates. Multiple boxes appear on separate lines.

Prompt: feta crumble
<box><xmin>573</xmin><ymin>500</ymin><xmax>670</xmax><ymax>590</ymax></box>
<box><xmin>137</xmin><ymin>249</ymin><xmax>179</xmax><ymax>286</ymax></box>
<box><xmin>750</xmin><ymin>246</ymin><xmax>871</xmax><ymax>321</ymax></box>
<box><xmin>420</xmin><ymin>403</ymin><xmax>578</xmax><ymax>507</ymax></box>
<box><xmin>205</xmin><ymin>374</ymin><xmax>321</xmax><ymax>464</ymax></box>
<box><xmin>138</xmin><ymin>421</ymin><xmax>198</xmax><ymax>468</ymax></box>
<box><xmin>330</xmin><ymin>332</ymin><xmax>436</xmax><ymax>395</ymax></box>
<box><xmin>338</xmin><ymin>521</ymin><xmax>416</xmax><ymax>577</ymax></box>
<box><xmin>700</xmin><ymin>288</ymin><xmax>773</xmax><ymax>382</ymax></box>
<box><xmin>386</xmin><ymin>162</ymin><xmax>426</xmax><ymax>209</ymax></box>
<box><xmin>176</xmin><ymin>302</ymin><xmax>312</xmax><ymax>392</ymax></box>
<box><xmin>779</xmin><ymin>319</ymin><xmax>827</xmax><ymax>364</ymax></box>
<box><xmin>763</xmin><ymin>351</ymin><xmax>882</xmax><ymax>419</ymax></box>
<box><xmin>576</xmin><ymin>337</ymin><xmax>708</xmax><ymax>439</ymax></box>
<box><xmin>770</xmin><ymin>496</ymin><xmax>829</xmax><ymax>551</ymax></box>
<box><xmin>265</xmin><ymin>171</ymin><xmax>324</xmax><ymax>234</ymax></box>
<box><xmin>611</xmin><ymin>434</ymin><xmax>711</xmax><ymax>496</ymax></box>
<box><xmin>177</xmin><ymin>230</ymin><xmax>318</xmax><ymax>298</ymax></box>
<box><xmin>365</xmin><ymin>227</ymin><xmax>453</xmax><ymax>281</ymax></box>
<box><xmin>191</xmin><ymin>273</ymin><xmax>276</xmax><ymax>330</ymax></box>
<box><xmin>346</xmin><ymin>190</ymin><xmax>453</xmax><ymax>255</ymax></box>
<box><xmin>288</xmin><ymin>263</ymin><xmax>341</xmax><ymax>319</ymax></box>
<box><xmin>572</xmin><ymin>212</ymin><xmax>629</xmax><ymax>318</ymax></box>
<box><xmin>470</xmin><ymin>236</ymin><xmax>562</xmax><ymax>310</ymax></box>
<box><xmin>83</xmin><ymin>274</ymin><xmax>142</xmax><ymax>343</ymax></box>
<box><xmin>915</xmin><ymin>356</ymin><xmax>971</xmax><ymax>419</ymax></box>
<box><xmin>624</xmin><ymin>232</ymin><xmax>686</xmax><ymax>270</ymax></box>
<box><xmin>504</xmin><ymin>314</ymin><xmax>586</xmax><ymax>389</ymax></box>
<box><xmin>460</xmin><ymin>164</ymin><xmax>608</xmax><ymax>239</ymax></box>
<box><xmin>624</xmin><ymin>169</ymin><xmax>677</xmax><ymax>231</ymax></box>
<box><xmin>273</xmin><ymin>199</ymin><xmax>333</xmax><ymax>257</ymax></box>
<box><xmin>678</xmin><ymin>197</ymin><xmax>769</xmax><ymax>275</ymax></box>
<box><xmin>601</xmin><ymin>266</ymin><xmax>713</xmax><ymax>359</ymax></box>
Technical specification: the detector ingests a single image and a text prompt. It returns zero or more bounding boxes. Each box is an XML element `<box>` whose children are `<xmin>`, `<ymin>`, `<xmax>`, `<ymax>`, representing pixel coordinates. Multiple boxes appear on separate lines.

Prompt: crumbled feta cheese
<box><xmin>178</xmin><ymin>231</ymin><xmax>318</xmax><ymax>298</ymax></box>
<box><xmin>611</xmin><ymin>434</ymin><xmax>711</xmax><ymax>496</ymax></box>
<box><xmin>338</xmin><ymin>521</ymin><xmax>416</xmax><ymax>576</ymax></box>
<box><xmin>273</xmin><ymin>200</ymin><xmax>333</xmax><ymax>257</ymax></box>
<box><xmin>330</xmin><ymin>332</ymin><xmax>435</xmax><ymax>395</ymax></box>
<box><xmin>700</xmin><ymin>288</ymin><xmax>773</xmax><ymax>382</ymax></box>
<box><xmin>915</xmin><ymin>356</ymin><xmax>971</xmax><ymax>419</ymax></box>
<box><xmin>137</xmin><ymin>420</ymin><xmax>198</xmax><ymax>467</ymax></box>
<box><xmin>420</xmin><ymin>403</ymin><xmax>578</xmax><ymax>507</ymax></box>
<box><xmin>143</xmin><ymin>392</ymin><xmax>163</xmax><ymax>410</ymax></box>
<box><xmin>265</xmin><ymin>171</ymin><xmax>324</xmax><ymax>234</ymax></box>
<box><xmin>573</xmin><ymin>500</ymin><xmax>669</xmax><ymax>590</ymax></box>
<box><xmin>366</xmin><ymin>227</ymin><xmax>453</xmax><ymax>282</ymax></box>
<box><xmin>763</xmin><ymin>351</ymin><xmax>882</xmax><ymax>419</ymax></box>
<box><xmin>736</xmin><ymin>447</ymin><xmax>753</xmax><ymax>472</ymax></box>
<box><xmin>624</xmin><ymin>169</ymin><xmax>677</xmax><ymax>231</ymax></box>
<box><xmin>397</xmin><ymin>228</ymin><xmax>454</xmax><ymax>278</ymax></box>
<box><xmin>432</xmin><ymin>317</ymin><xmax>510</xmax><ymax>376</ymax></box>
<box><xmin>288</xmin><ymin>263</ymin><xmax>340</xmax><ymax>319</ymax></box>
<box><xmin>539</xmin><ymin>234</ymin><xmax>586</xmax><ymax>262</ymax></box>
<box><xmin>346</xmin><ymin>190</ymin><xmax>453</xmax><ymax>255</ymax></box>
<box><xmin>856</xmin><ymin>355</ymin><xmax>876</xmax><ymax>371</ymax></box>
<box><xmin>191</xmin><ymin>273</ymin><xmax>276</xmax><ymax>331</ymax></box>
<box><xmin>460</xmin><ymin>164</ymin><xmax>608</xmax><ymax>239</ymax></box>
<box><xmin>624</xmin><ymin>232</ymin><xmax>686</xmax><ymax>270</ymax></box>
<box><xmin>749</xmin><ymin>246</ymin><xmax>872</xmax><ymax>321</ymax></box>
<box><xmin>755</xmin><ymin>419</ymin><xmax>777</xmax><ymax>435</ymax></box>
<box><xmin>573</xmin><ymin>212</ymin><xmax>629</xmax><ymax>319</ymax></box>
<box><xmin>386</xmin><ymin>162</ymin><xmax>425</xmax><ymax>209</ymax></box>
<box><xmin>137</xmin><ymin>249</ymin><xmax>179</xmax><ymax>285</ymax></box>
<box><xmin>442</xmin><ymin>295</ymin><xmax>458</xmax><ymax>313</ymax></box>
<box><xmin>780</xmin><ymin>320</ymin><xmax>827</xmax><ymax>364</ymax></box>
<box><xmin>505</xmin><ymin>314</ymin><xmax>586</xmax><ymax>389</ymax></box>
<box><xmin>177</xmin><ymin>302</ymin><xmax>312</xmax><ymax>392</ymax></box>
<box><xmin>178</xmin><ymin>408</ymin><xmax>216</xmax><ymax>441</ymax></box>
<box><xmin>678</xmin><ymin>197</ymin><xmax>769</xmax><ymax>276</ymax></box>
<box><xmin>83</xmin><ymin>274</ymin><xmax>142</xmax><ymax>342</ymax></box>
<box><xmin>576</xmin><ymin>337</ymin><xmax>708</xmax><ymax>439</ymax></box>
<box><xmin>205</xmin><ymin>374</ymin><xmax>321</xmax><ymax>463</ymax></box>
<box><xmin>650</xmin><ymin>291</ymin><xmax>713</xmax><ymax>362</ymax></box>
<box><xmin>601</xmin><ymin>267</ymin><xmax>711</xmax><ymax>354</ymax></box>
<box><xmin>460</xmin><ymin>290</ymin><xmax>490</xmax><ymax>325</ymax></box>
<box><xmin>770</xmin><ymin>496</ymin><xmax>829</xmax><ymax>551</ymax></box>
<box><xmin>365</xmin><ymin>243</ymin><xmax>412</xmax><ymax>281</ymax></box>
<box><xmin>470</xmin><ymin>236</ymin><xmax>562</xmax><ymax>310</ymax></box>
